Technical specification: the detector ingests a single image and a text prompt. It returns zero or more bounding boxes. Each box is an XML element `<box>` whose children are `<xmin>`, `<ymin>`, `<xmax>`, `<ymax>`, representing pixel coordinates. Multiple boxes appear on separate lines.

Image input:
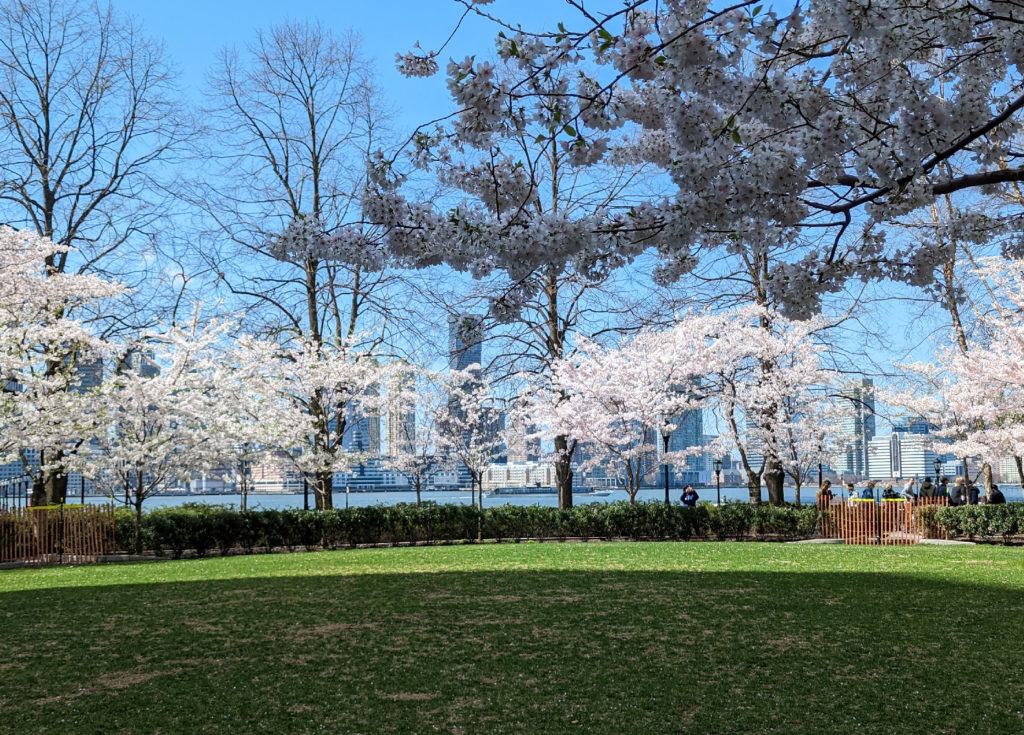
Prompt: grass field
<box><xmin>1</xmin><ymin>542</ymin><xmax>1023</xmax><ymax>734</ymax></box>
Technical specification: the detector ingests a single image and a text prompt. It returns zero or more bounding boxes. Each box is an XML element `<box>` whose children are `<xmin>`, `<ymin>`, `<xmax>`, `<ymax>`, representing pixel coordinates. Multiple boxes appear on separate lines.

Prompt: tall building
<box><xmin>448</xmin><ymin>314</ymin><xmax>483</xmax><ymax>372</ymax></box>
<box><xmin>386</xmin><ymin>368</ymin><xmax>416</xmax><ymax>456</ymax></box>
<box><xmin>341</xmin><ymin>406</ymin><xmax>381</xmax><ymax>455</ymax></box>
<box><xmin>837</xmin><ymin>378</ymin><xmax>876</xmax><ymax>479</ymax></box>
<box><xmin>386</xmin><ymin>407</ymin><xmax>416</xmax><ymax>456</ymax></box>
<box><xmin>654</xmin><ymin>408</ymin><xmax>708</xmax><ymax>486</ymax></box>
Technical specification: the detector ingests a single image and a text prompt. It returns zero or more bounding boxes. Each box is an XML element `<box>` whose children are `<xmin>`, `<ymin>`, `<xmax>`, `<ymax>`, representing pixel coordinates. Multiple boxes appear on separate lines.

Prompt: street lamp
<box><xmin>659</xmin><ymin>419</ymin><xmax>671</xmax><ymax>506</ymax></box>
<box><xmin>933</xmin><ymin>457</ymin><xmax>942</xmax><ymax>482</ymax></box>
<box><xmin>714</xmin><ymin>458</ymin><xmax>722</xmax><ymax>506</ymax></box>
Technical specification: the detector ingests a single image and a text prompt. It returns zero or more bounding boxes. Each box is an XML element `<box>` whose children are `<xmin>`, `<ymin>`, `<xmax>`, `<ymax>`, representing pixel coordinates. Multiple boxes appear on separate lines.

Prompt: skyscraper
<box><xmin>386</xmin><ymin>401</ymin><xmax>416</xmax><ymax>456</ymax></box>
<box><xmin>386</xmin><ymin>366</ymin><xmax>416</xmax><ymax>456</ymax></box>
<box><xmin>837</xmin><ymin>378</ymin><xmax>875</xmax><ymax>479</ymax></box>
<box><xmin>448</xmin><ymin>314</ymin><xmax>483</xmax><ymax>372</ymax></box>
<box><xmin>655</xmin><ymin>408</ymin><xmax>707</xmax><ymax>486</ymax></box>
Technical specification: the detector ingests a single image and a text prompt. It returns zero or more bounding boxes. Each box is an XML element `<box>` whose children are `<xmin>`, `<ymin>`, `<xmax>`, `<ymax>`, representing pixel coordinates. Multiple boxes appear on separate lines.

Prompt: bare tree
<box><xmin>196</xmin><ymin>22</ymin><xmax>400</xmax><ymax>509</ymax></box>
<box><xmin>0</xmin><ymin>0</ymin><xmax>188</xmax><ymax>504</ymax></box>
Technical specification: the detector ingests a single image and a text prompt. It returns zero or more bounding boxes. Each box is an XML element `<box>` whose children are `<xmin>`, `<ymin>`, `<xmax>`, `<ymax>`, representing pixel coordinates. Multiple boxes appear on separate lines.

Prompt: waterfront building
<box><xmin>867</xmin><ymin>432</ymin><xmax>938</xmax><ymax>481</ymax></box>
<box><xmin>250</xmin><ymin>450</ymin><xmax>304</xmax><ymax>493</ymax></box>
<box><xmin>836</xmin><ymin>378</ymin><xmax>876</xmax><ymax>480</ymax></box>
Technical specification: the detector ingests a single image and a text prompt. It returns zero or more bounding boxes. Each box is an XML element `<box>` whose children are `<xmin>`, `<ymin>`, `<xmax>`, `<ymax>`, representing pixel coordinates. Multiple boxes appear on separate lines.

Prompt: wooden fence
<box><xmin>0</xmin><ymin>504</ymin><xmax>115</xmax><ymax>565</ymax></box>
<box><xmin>817</xmin><ymin>496</ymin><xmax>949</xmax><ymax>545</ymax></box>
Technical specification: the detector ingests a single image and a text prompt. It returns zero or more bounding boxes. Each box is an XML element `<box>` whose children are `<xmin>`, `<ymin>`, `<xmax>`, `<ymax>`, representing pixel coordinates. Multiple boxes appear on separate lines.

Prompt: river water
<box><xmin>81</xmin><ymin>483</ymin><xmax>1023</xmax><ymax>510</ymax></box>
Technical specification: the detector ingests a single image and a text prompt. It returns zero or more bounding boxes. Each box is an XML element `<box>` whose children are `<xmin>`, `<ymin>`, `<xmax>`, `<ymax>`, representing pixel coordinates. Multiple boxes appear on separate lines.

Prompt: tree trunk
<box><xmin>314</xmin><ymin>469</ymin><xmax>333</xmax><ymax>510</ymax></box>
<box><xmin>794</xmin><ymin>480</ymin><xmax>802</xmax><ymax>508</ymax></box>
<box><xmin>134</xmin><ymin>472</ymin><xmax>145</xmax><ymax>555</ymax></box>
<box><xmin>764</xmin><ymin>458</ymin><xmax>785</xmax><ymax>506</ymax></box>
<box><xmin>1015</xmin><ymin>456</ymin><xmax>1024</xmax><ymax>494</ymax></box>
<box><xmin>746</xmin><ymin>469</ymin><xmax>762</xmax><ymax>506</ymax></box>
<box><xmin>32</xmin><ymin>449</ymin><xmax>68</xmax><ymax>506</ymax></box>
<box><xmin>474</xmin><ymin>472</ymin><xmax>483</xmax><ymax>542</ymax></box>
<box><xmin>33</xmin><ymin>473</ymin><xmax>68</xmax><ymax>507</ymax></box>
<box><xmin>554</xmin><ymin>434</ymin><xmax>573</xmax><ymax>510</ymax></box>
<box><xmin>414</xmin><ymin>477</ymin><xmax>422</xmax><ymax>507</ymax></box>
<box><xmin>982</xmin><ymin>462</ymin><xmax>994</xmax><ymax>501</ymax></box>
<box><xmin>240</xmin><ymin>460</ymin><xmax>249</xmax><ymax>512</ymax></box>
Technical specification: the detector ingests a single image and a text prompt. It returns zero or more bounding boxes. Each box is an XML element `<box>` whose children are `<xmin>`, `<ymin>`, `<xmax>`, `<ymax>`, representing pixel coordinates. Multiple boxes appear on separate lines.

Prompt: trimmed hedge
<box><xmin>935</xmin><ymin>504</ymin><xmax>1024</xmax><ymax>543</ymax></box>
<box><xmin>112</xmin><ymin>501</ymin><xmax>819</xmax><ymax>556</ymax></box>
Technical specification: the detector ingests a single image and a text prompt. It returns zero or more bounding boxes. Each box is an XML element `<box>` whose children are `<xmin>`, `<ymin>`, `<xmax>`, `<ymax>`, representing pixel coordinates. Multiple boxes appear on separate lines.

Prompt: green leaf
<box><xmin>563</xmin><ymin>124</ymin><xmax>577</xmax><ymax>138</ymax></box>
<box><xmin>732</xmin><ymin>128</ymin><xmax>742</xmax><ymax>144</ymax></box>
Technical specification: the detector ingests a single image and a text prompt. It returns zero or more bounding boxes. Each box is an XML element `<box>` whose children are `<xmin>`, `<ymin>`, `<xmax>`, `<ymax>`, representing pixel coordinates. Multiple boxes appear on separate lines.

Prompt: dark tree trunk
<box><xmin>415</xmin><ymin>477</ymin><xmax>422</xmax><ymax>507</ymax></box>
<box><xmin>554</xmin><ymin>434</ymin><xmax>573</xmax><ymax>510</ymax></box>
<box><xmin>134</xmin><ymin>471</ymin><xmax>145</xmax><ymax>555</ymax></box>
<box><xmin>765</xmin><ymin>458</ymin><xmax>785</xmax><ymax>506</ymax></box>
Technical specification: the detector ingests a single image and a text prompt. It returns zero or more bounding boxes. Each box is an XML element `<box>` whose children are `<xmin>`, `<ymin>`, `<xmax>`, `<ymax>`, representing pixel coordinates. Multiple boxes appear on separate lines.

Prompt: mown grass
<box><xmin>1</xmin><ymin>542</ymin><xmax>1023</xmax><ymax>734</ymax></box>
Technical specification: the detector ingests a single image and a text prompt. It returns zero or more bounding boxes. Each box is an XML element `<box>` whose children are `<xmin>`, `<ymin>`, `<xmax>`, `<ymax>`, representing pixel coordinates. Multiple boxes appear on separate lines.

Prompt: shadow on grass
<box><xmin>1</xmin><ymin>568</ymin><xmax>1021</xmax><ymax>734</ymax></box>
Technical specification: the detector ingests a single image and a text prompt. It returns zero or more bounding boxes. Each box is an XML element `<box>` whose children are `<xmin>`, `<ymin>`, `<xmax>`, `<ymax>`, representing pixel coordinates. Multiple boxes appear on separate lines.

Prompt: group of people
<box><xmin>816</xmin><ymin>477</ymin><xmax>1007</xmax><ymax>505</ymax></box>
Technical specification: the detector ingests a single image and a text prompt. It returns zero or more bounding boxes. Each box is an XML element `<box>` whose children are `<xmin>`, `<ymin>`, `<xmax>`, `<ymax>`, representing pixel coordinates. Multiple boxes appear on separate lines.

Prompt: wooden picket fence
<box><xmin>0</xmin><ymin>504</ymin><xmax>115</xmax><ymax>565</ymax></box>
<box><xmin>817</xmin><ymin>496</ymin><xmax>949</xmax><ymax>545</ymax></box>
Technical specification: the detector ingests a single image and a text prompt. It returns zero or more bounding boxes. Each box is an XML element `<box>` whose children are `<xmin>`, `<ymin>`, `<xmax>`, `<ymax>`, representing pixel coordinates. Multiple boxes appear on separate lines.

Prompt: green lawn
<box><xmin>1</xmin><ymin>542</ymin><xmax>1023</xmax><ymax>734</ymax></box>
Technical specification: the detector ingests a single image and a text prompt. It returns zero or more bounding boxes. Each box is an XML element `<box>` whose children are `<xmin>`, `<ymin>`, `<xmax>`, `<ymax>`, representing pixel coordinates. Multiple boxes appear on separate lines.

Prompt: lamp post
<box><xmin>714</xmin><ymin>458</ymin><xmax>722</xmax><ymax>506</ymax></box>
<box><xmin>817</xmin><ymin>437</ymin><xmax>824</xmax><ymax>492</ymax></box>
<box><xmin>660</xmin><ymin>423</ymin><xmax>671</xmax><ymax>506</ymax></box>
<box><xmin>933</xmin><ymin>457</ymin><xmax>942</xmax><ymax>483</ymax></box>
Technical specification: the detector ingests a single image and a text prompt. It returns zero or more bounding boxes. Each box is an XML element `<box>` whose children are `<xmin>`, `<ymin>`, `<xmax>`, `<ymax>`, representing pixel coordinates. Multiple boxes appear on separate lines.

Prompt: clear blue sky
<box><xmin>126</xmin><ymin>0</ymin><xmax>573</xmax><ymax>142</ymax></box>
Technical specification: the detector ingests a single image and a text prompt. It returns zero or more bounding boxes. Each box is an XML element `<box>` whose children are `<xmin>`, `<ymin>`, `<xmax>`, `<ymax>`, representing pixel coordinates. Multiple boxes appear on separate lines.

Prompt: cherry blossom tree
<box><xmin>71</xmin><ymin>319</ymin><xmax>234</xmax><ymax>553</ymax></box>
<box><xmin>377</xmin><ymin>1</ymin><xmax>1024</xmax><ymax>321</ymax></box>
<box><xmin>435</xmin><ymin>367</ymin><xmax>507</xmax><ymax>520</ymax></box>
<box><xmin>529</xmin><ymin>327</ymin><xmax>711</xmax><ymax>503</ymax></box>
<box><xmin>228</xmin><ymin>337</ymin><xmax>397</xmax><ymax>509</ymax></box>
<box><xmin>529</xmin><ymin>305</ymin><xmax>845</xmax><ymax>505</ymax></box>
<box><xmin>0</xmin><ymin>227</ymin><xmax>123</xmax><ymax>504</ymax></box>
<box><xmin>892</xmin><ymin>258</ymin><xmax>1024</xmax><ymax>496</ymax></box>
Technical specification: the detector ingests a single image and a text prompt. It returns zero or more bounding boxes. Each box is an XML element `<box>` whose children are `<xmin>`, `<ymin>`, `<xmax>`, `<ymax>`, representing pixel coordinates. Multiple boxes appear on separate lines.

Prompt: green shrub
<box><xmin>935</xmin><ymin>504</ymin><xmax>1024</xmax><ymax>542</ymax></box>
<box><xmin>110</xmin><ymin>499</ymin><xmax>831</xmax><ymax>554</ymax></box>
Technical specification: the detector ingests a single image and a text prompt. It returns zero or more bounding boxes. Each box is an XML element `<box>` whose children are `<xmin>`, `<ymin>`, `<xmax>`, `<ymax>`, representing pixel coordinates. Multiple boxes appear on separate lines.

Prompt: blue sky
<box><xmin>127</xmin><ymin>0</ymin><xmax>571</xmax><ymax>142</ymax></box>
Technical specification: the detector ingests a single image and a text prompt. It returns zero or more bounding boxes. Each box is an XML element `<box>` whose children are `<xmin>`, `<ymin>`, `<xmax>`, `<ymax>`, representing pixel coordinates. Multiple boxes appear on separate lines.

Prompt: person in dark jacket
<box><xmin>919</xmin><ymin>477</ymin><xmax>935</xmax><ymax>498</ymax></box>
<box><xmin>936</xmin><ymin>477</ymin><xmax>950</xmax><ymax>501</ymax></box>
<box><xmin>681</xmin><ymin>485</ymin><xmax>699</xmax><ymax>507</ymax></box>
<box><xmin>968</xmin><ymin>483</ymin><xmax>980</xmax><ymax>505</ymax></box>
<box><xmin>988</xmin><ymin>485</ymin><xmax>1006</xmax><ymax>504</ymax></box>
<box><xmin>949</xmin><ymin>478</ymin><xmax>966</xmax><ymax>506</ymax></box>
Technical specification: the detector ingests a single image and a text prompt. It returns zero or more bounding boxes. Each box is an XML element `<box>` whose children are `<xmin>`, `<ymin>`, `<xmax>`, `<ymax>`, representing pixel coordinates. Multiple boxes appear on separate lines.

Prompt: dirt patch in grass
<box><xmin>291</xmin><ymin>622</ymin><xmax>377</xmax><ymax>639</ymax></box>
<box><xmin>381</xmin><ymin>692</ymin><xmax>439</xmax><ymax>701</ymax></box>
